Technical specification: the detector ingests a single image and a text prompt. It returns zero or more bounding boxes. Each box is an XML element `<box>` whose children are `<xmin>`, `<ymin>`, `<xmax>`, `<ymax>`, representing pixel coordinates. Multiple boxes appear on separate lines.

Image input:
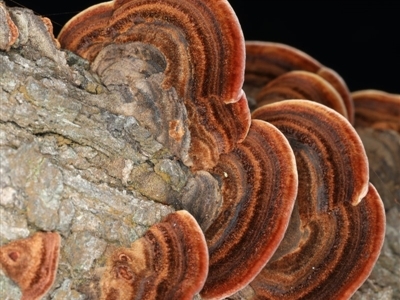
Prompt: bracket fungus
<box><xmin>255</xmin><ymin>70</ymin><xmax>348</xmax><ymax>119</ymax></box>
<box><xmin>245</xmin><ymin>41</ymin><xmax>354</xmax><ymax>124</ymax></box>
<box><xmin>0</xmin><ymin>0</ymin><xmax>389</xmax><ymax>299</ymax></box>
<box><xmin>57</xmin><ymin>1</ymin><xmax>299</xmax><ymax>297</ymax></box>
<box><xmin>201</xmin><ymin>119</ymin><xmax>298</xmax><ymax>299</ymax></box>
<box><xmin>0</xmin><ymin>232</ymin><xmax>61</xmax><ymax>300</ymax></box>
<box><xmin>100</xmin><ymin>210</ymin><xmax>208</xmax><ymax>300</ymax></box>
<box><xmin>251</xmin><ymin>100</ymin><xmax>386</xmax><ymax>299</ymax></box>
<box><xmin>352</xmin><ymin>89</ymin><xmax>400</xmax><ymax>132</ymax></box>
<box><xmin>58</xmin><ymin>0</ymin><xmax>249</xmax><ymax>170</ymax></box>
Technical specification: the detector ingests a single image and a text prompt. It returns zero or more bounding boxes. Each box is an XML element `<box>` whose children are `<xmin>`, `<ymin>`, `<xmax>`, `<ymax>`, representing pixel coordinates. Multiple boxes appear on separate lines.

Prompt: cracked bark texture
<box><xmin>0</xmin><ymin>5</ymin><xmax>220</xmax><ymax>299</ymax></box>
<box><xmin>0</xmin><ymin>4</ymin><xmax>399</xmax><ymax>300</ymax></box>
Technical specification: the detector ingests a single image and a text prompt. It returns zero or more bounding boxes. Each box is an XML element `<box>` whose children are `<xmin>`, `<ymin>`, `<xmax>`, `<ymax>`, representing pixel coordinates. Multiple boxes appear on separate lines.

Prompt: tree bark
<box><xmin>0</xmin><ymin>5</ymin><xmax>193</xmax><ymax>299</ymax></box>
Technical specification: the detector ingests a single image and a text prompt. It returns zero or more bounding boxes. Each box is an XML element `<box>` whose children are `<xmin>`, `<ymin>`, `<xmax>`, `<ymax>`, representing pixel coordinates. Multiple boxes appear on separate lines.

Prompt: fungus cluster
<box><xmin>0</xmin><ymin>0</ymin><xmax>390</xmax><ymax>299</ymax></box>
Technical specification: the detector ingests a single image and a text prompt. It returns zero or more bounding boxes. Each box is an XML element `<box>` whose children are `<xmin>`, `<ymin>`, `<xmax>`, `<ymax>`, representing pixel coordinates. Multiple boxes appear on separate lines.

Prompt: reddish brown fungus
<box><xmin>54</xmin><ymin>1</ymin><xmax>388</xmax><ymax>299</ymax></box>
<box><xmin>58</xmin><ymin>0</ymin><xmax>249</xmax><ymax>170</ymax></box>
<box><xmin>245</xmin><ymin>41</ymin><xmax>354</xmax><ymax>124</ymax></box>
<box><xmin>316</xmin><ymin>66</ymin><xmax>353</xmax><ymax>122</ymax></box>
<box><xmin>0</xmin><ymin>232</ymin><xmax>61</xmax><ymax>300</ymax></box>
<box><xmin>100</xmin><ymin>210</ymin><xmax>208</xmax><ymax>300</ymax></box>
<box><xmin>200</xmin><ymin>119</ymin><xmax>298</xmax><ymax>299</ymax></box>
<box><xmin>251</xmin><ymin>100</ymin><xmax>385</xmax><ymax>299</ymax></box>
<box><xmin>352</xmin><ymin>89</ymin><xmax>400</xmax><ymax>132</ymax></box>
<box><xmin>256</xmin><ymin>70</ymin><xmax>348</xmax><ymax>119</ymax></box>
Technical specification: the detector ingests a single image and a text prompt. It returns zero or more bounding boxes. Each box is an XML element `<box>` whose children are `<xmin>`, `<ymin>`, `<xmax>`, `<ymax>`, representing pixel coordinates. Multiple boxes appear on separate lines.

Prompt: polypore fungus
<box><xmin>245</xmin><ymin>41</ymin><xmax>354</xmax><ymax>124</ymax></box>
<box><xmin>200</xmin><ymin>119</ymin><xmax>298</xmax><ymax>299</ymax></box>
<box><xmin>352</xmin><ymin>89</ymin><xmax>400</xmax><ymax>132</ymax></box>
<box><xmin>53</xmin><ymin>0</ymin><xmax>388</xmax><ymax>299</ymax></box>
<box><xmin>100</xmin><ymin>210</ymin><xmax>208</xmax><ymax>300</ymax></box>
<box><xmin>58</xmin><ymin>0</ymin><xmax>249</xmax><ymax>170</ymax></box>
<box><xmin>256</xmin><ymin>70</ymin><xmax>348</xmax><ymax>119</ymax></box>
<box><xmin>0</xmin><ymin>232</ymin><xmax>61</xmax><ymax>300</ymax></box>
<box><xmin>251</xmin><ymin>100</ymin><xmax>386</xmax><ymax>299</ymax></box>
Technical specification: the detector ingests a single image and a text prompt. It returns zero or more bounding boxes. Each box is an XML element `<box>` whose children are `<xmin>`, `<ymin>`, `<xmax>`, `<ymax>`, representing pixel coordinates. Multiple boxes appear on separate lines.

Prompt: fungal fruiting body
<box><xmin>0</xmin><ymin>0</ymin><xmax>388</xmax><ymax>299</ymax></box>
<box><xmin>200</xmin><ymin>119</ymin><xmax>298</xmax><ymax>299</ymax></box>
<box><xmin>254</xmin><ymin>70</ymin><xmax>348</xmax><ymax>119</ymax></box>
<box><xmin>245</xmin><ymin>41</ymin><xmax>354</xmax><ymax>124</ymax></box>
<box><xmin>352</xmin><ymin>89</ymin><xmax>400</xmax><ymax>132</ymax></box>
<box><xmin>250</xmin><ymin>100</ymin><xmax>385</xmax><ymax>299</ymax></box>
<box><xmin>0</xmin><ymin>232</ymin><xmax>61</xmax><ymax>300</ymax></box>
<box><xmin>58</xmin><ymin>0</ymin><xmax>249</xmax><ymax>171</ymax></box>
<box><xmin>55</xmin><ymin>0</ymin><xmax>387</xmax><ymax>299</ymax></box>
<box><xmin>58</xmin><ymin>0</ymin><xmax>299</xmax><ymax>298</ymax></box>
<box><xmin>100</xmin><ymin>210</ymin><xmax>209</xmax><ymax>300</ymax></box>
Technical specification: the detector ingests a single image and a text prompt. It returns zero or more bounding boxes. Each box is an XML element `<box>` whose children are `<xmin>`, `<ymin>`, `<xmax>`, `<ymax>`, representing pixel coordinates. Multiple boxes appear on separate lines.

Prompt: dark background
<box><xmin>4</xmin><ymin>0</ymin><xmax>400</xmax><ymax>94</ymax></box>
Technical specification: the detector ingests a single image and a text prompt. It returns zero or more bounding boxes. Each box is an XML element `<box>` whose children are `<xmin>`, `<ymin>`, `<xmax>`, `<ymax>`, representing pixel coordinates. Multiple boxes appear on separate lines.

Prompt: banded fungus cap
<box><xmin>256</xmin><ymin>70</ymin><xmax>348</xmax><ymax>119</ymax></box>
<box><xmin>200</xmin><ymin>119</ymin><xmax>298</xmax><ymax>299</ymax></box>
<box><xmin>251</xmin><ymin>100</ymin><xmax>385</xmax><ymax>299</ymax></box>
<box><xmin>245</xmin><ymin>41</ymin><xmax>354</xmax><ymax>124</ymax></box>
<box><xmin>0</xmin><ymin>232</ymin><xmax>61</xmax><ymax>300</ymax></box>
<box><xmin>352</xmin><ymin>89</ymin><xmax>400</xmax><ymax>132</ymax></box>
<box><xmin>100</xmin><ymin>210</ymin><xmax>209</xmax><ymax>300</ymax></box>
<box><xmin>58</xmin><ymin>0</ymin><xmax>250</xmax><ymax>170</ymax></box>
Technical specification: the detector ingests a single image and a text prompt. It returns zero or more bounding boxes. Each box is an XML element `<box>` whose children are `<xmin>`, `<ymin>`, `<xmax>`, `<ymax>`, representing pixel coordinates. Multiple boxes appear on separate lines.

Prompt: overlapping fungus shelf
<box><xmin>201</xmin><ymin>119</ymin><xmax>298</xmax><ymax>299</ymax></box>
<box><xmin>58</xmin><ymin>0</ymin><xmax>250</xmax><ymax>170</ymax></box>
<box><xmin>245</xmin><ymin>41</ymin><xmax>354</xmax><ymax>124</ymax></box>
<box><xmin>251</xmin><ymin>100</ymin><xmax>385</xmax><ymax>299</ymax></box>
<box><xmin>100</xmin><ymin>210</ymin><xmax>208</xmax><ymax>300</ymax></box>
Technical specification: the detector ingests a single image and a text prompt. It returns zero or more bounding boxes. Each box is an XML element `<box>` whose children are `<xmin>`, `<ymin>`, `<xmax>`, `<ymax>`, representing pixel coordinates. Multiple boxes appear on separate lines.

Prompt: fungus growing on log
<box><xmin>100</xmin><ymin>210</ymin><xmax>208</xmax><ymax>300</ymax></box>
<box><xmin>251</xmin><ymin>100</ymin><xmax>386</xmax><ymax>299</ymax></box>
<box><xmin>352</xmin><ymin>89</ymin><xmax>400</xmax><ymax>132</ymax></box>
<box><xmin>245</xmin><ymin>41</ymin><xmax>354</xmax><ymax>124</ymax></box>
<box><xmin>0</xmin><ymin>0</ymin><xmax>383</xmax><ymax>298</ymax></box>
<box><xmin>256</xmin><ymin>70</ymin><xmax>348</xmax><ymax>119</ymax></box>
<box><xmin>0</xmin><ymin>232</ymin><xmax>61</xmax><ymax>300</ymax></box>
<box><xmin>58</xmin><ymin>0</ymin><xmax>249</xmax><ymax>170</ymax></box>
<box><xmin>200</xmin><ymin>119</ymin><xmax>298</xmax><ymax>299</ymax></box>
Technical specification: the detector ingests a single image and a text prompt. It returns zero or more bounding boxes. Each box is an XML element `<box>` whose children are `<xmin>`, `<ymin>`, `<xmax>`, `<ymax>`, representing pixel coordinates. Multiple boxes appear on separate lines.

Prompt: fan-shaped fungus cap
<box><xmin>352</xmin><ymin>89</ymin><xmax>400</xmax><ymax>132</ymax></box>
<box><xmin>100</xmin><ymin>210</ymin><xmax>209</xmax><ymax>300</ymax></box>
<box><xmin>245</xmin><ymin>41</ymin><xmax>354</xmax><ymax>124</ymax></box>
<box><xmin>58</xmin><ymin>0</ymin><xmax>249</xmax><ymax>170</ymax></box>
<box><xmin>251</xmin><ymin>100</ymin><xmax>386</xmax><ymax>299</ymax></box>
<box><xmin>0</xmin><ymin>232</ymin><xmax>61</xmax><ymax>300</ymax></box>
<box><xmin>200</xmin><ymin>119</ymin><xmax>298</xmax><ymax>299</ymax></box>
<box><xmin>256</xmin><ymin>70</ymin><xmax>348</xmax><ymax>119</ymax></box>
